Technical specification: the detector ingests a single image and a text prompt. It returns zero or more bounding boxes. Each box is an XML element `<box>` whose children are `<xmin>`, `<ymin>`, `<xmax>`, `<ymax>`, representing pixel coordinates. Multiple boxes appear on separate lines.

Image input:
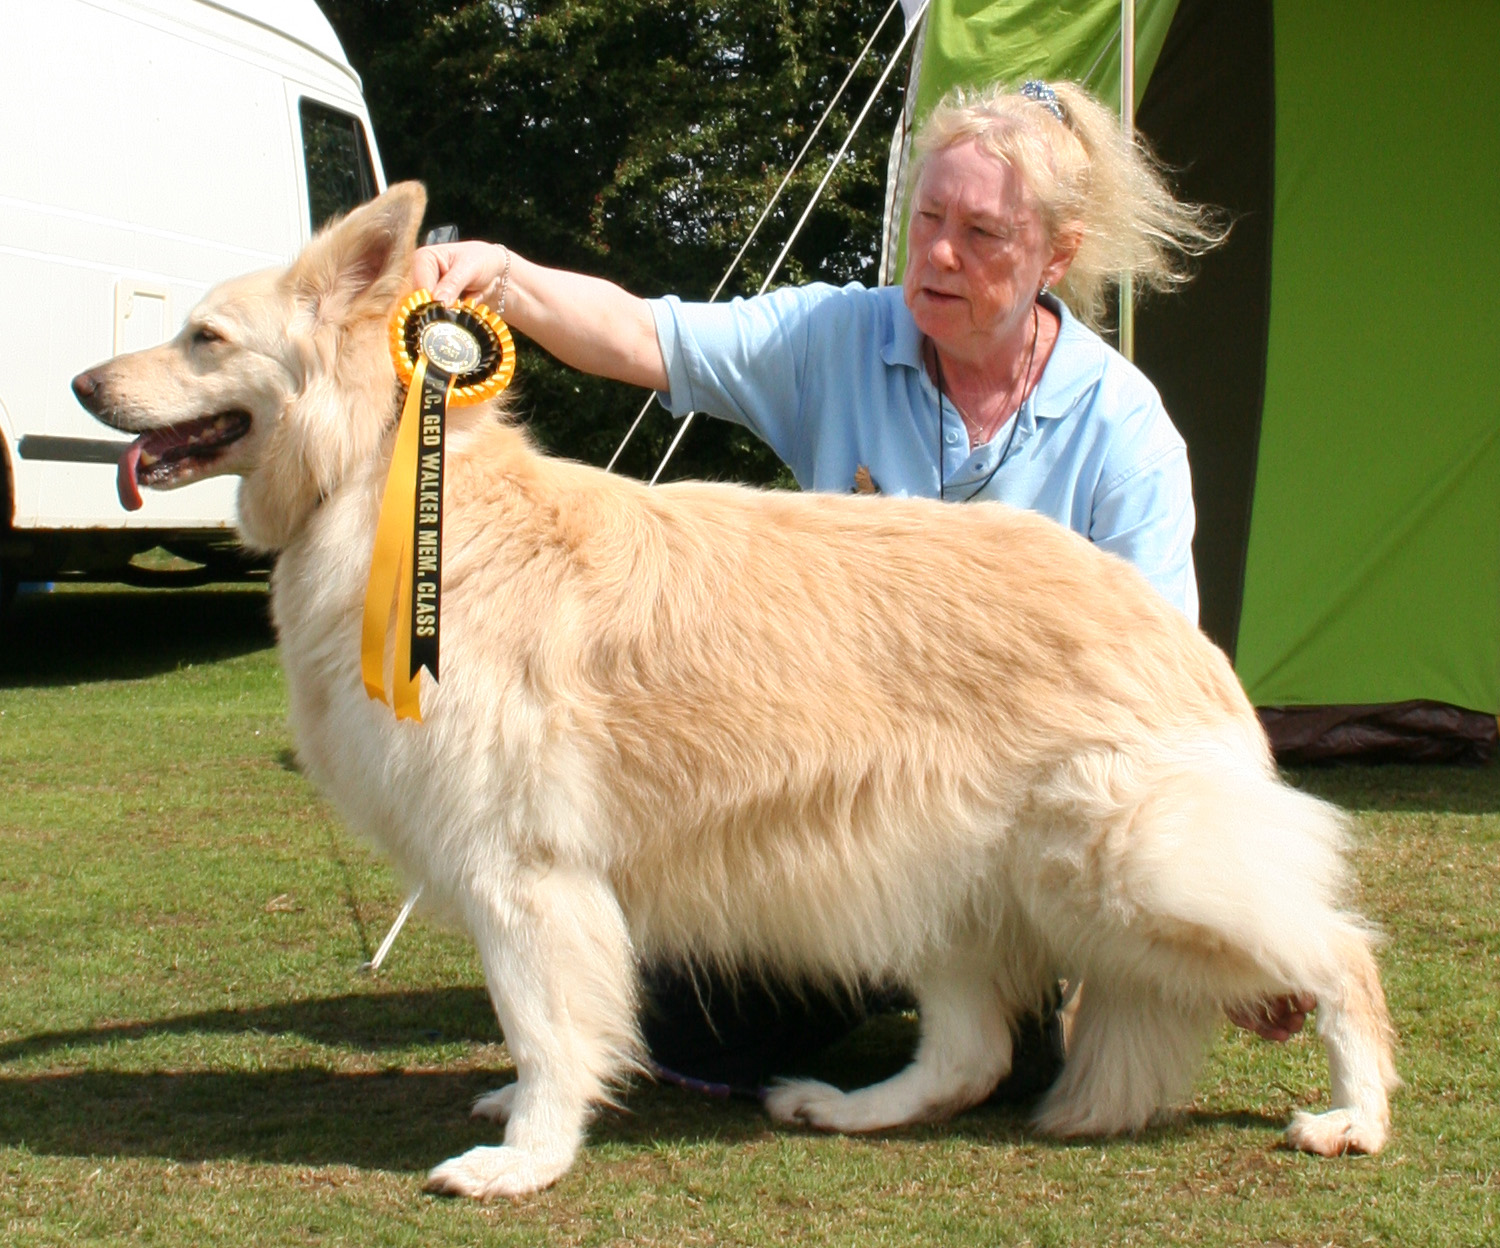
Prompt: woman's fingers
<box><xmin>410</xmin><ymin>243</ymin><xmax>454</xmax><ymax>294</ymax></box>
<box><xmin>412</xmin><ymin>242</ymin><xmax>504</xmax><ymax>304</ymax></box>
<box><xmin>1226</xmin><ymin>993</ymin><xmax>1316</xmax><ymax>1042</ymax></box>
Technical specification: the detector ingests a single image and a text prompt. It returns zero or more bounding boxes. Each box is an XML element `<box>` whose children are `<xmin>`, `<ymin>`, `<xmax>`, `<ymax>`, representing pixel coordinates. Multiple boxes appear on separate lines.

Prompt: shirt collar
<box><xmin>880</xmin><ymin>284</ymin><xmax>926</xmax><ymax>369</ymax></box>
<box><xmin>881</xmin><ymin>287</ymin><xmax>1108</xmax><ymax>423</ymax></box>
<box><xmin>1030</xmin><ymin>293</ymin><xmax>1108</xmax><ymax>423</ymax></box>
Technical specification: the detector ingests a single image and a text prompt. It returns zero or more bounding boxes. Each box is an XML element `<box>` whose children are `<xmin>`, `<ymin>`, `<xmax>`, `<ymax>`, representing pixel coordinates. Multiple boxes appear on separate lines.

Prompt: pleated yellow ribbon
<box><xmin>361</xmin><ymin>355</ymin><xmax>447</xmax><ymax>721</ymax></box>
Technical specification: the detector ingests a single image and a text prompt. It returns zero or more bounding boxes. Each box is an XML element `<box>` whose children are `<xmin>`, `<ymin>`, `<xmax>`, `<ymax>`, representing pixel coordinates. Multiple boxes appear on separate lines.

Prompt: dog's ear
<box><xmin>287</xmin><ymin>181</ymin><xmax>428</xmax><ymax>329</ymax></box>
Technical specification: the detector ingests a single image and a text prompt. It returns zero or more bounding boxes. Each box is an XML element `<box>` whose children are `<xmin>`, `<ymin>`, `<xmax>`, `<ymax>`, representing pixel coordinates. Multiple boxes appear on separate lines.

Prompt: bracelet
<box><xmin>495</xmin><ymin>245</ymin><xmax>512</xmax><ymax>319</ymax></box>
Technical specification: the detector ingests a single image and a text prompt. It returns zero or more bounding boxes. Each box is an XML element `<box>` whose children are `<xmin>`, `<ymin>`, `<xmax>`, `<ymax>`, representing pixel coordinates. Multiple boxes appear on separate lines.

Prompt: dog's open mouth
<box><xmin>117</xmin><ymin>411</ymin><xmax>252</xmax><ymax>511</ymax></box>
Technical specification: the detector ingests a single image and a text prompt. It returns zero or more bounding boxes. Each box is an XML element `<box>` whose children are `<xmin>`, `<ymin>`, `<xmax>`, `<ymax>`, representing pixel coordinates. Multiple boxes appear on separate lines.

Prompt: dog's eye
<box><xmin>192</xmin><ymin>326</ymin><xmax>223</xmax><ymax>347</ymax></box>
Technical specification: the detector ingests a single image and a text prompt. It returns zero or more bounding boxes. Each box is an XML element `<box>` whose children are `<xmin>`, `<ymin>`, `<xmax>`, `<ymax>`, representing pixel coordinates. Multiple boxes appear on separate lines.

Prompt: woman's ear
<box><xmin>1044</xmin><ymin>223</ymin><xmax>1084</xmax><ymax>286</ymax></box>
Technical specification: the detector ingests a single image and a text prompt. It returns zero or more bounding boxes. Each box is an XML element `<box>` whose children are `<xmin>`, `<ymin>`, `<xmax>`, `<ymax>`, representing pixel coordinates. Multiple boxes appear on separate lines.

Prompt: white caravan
<box><xmin>0</xmin><ymin>0</ymin><xmax>385</xmax><ymax>588</ymax></box>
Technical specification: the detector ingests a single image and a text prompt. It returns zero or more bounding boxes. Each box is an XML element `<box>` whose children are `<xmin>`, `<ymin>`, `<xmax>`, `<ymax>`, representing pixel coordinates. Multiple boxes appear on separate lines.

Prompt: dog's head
<box><xmin>73</xmin><ymin>182</ymin><xmax>428</xmax><ymax>551</ymax></box>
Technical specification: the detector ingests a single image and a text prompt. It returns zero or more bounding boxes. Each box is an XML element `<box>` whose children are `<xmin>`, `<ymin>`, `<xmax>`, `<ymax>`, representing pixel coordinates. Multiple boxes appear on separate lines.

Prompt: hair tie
<box><xmin>1020</xmin><ymin>80</ymin><xmax>1065</xmax><ymax>123</ymax></box>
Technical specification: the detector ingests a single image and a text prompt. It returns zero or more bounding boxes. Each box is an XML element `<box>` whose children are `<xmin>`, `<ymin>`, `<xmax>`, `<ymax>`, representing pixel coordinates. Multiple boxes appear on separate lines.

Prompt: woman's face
<box><xmin>902</xmin><ymin>140</ymin><xmax>1060</xmax><ymax>356</ymax></box>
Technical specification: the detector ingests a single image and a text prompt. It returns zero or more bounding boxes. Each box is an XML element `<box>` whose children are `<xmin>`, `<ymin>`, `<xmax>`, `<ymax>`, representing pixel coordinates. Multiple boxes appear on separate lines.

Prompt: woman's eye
<box><xmin>193</xmin><ymin>327</ymin><xmax>222</xmax><ymax>346</ymax></box>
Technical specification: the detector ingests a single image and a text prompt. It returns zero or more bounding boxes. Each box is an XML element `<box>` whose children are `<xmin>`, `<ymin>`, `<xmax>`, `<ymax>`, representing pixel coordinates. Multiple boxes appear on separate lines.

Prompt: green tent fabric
<box><xmin>1237</xmin><ymin>2</ymin><xmax>1500</xmax><ymax>715</ymax></box>
<box><xmin>911</xmin><ymin>0</ymin><xmax>1179</xmax><ymax>119</ymax></box>
<box><xmin>894</xmin><ymin>0</ymin><xmax>1500</xmax><ymax>750</ymax></box>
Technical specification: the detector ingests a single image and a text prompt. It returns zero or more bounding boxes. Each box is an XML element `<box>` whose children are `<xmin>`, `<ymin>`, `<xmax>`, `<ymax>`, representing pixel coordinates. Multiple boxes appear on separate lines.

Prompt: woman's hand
<box><xmin>412</xmin><ymin>241</ymin><xmax>510</xmax><ymax>306</ymax></box>
<box><xmin>408</xmin><ymin>241</ymin><xmax>668</xmax><ymax>392</ymax></box>
<box><xmin>1226</xmin><ymin>992</ymin><xmax>1316</xmax><ymax>1042</ymax></box>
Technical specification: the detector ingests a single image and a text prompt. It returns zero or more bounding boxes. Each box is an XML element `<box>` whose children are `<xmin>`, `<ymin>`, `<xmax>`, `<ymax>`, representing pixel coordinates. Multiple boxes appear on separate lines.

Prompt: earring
<box><xmin>1039</xmin><ymin>277</ymin><xmax>1051</xmax><ymax>297</ymax></box>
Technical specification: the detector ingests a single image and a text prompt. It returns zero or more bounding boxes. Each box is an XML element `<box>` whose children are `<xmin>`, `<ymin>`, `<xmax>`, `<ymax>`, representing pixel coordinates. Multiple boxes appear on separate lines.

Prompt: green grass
<box><xmin>1</xmin><ymin>586</ymin><xmax>1497</xmax><ymax>1246</ymax></box>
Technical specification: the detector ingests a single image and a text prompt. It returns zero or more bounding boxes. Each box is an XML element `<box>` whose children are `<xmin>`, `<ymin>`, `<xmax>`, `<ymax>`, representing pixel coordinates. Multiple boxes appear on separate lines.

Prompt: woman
<box><xmin>414</xmin><ymin>79</ymin><xmax>1311</xmax><ymax>1092</ymax></box>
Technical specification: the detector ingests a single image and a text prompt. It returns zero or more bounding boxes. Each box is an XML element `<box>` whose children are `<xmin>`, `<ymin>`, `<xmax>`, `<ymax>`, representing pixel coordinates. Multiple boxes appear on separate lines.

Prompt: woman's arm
<box><xmin>1089</xmin><ymin>443</ymin><xmax>1200</xmax><ymax>625</ymax></box>
<box><xmin>412</xmin><ymin>242</ymin><xmax>669</xmax><ymax>392</ymax></box>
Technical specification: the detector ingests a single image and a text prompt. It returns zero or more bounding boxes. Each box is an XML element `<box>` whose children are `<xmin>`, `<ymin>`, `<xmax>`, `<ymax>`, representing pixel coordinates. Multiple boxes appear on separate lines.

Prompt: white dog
<box><xmin>74</xmin><ymin>184</ymin><xmax>1397</xmax><ymax>1198</ymax></box>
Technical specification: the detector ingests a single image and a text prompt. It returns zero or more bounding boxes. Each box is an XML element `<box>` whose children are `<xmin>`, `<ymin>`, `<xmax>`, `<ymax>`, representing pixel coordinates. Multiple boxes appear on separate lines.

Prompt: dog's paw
<box><xmin>1031</xmin><ymin>1087</ymin><xmax>1153</xmax><ymax>1139</ymax></box>
<box><xmin>764</xmin><ymin>1079</ymin><xmax>860</xmax><ymax>1132</ymax></box>
<box><xmin>1285</xmin><ymin>1108</ymin><xmax>1388</xmax><ymax>1157</ymax></box>
<box><xmin>1032</xmin><ymin>1094</ymin><xmax>1113</xmax><ymax>1139</ymax></box>
<box><xmin>471</xmin><ymin>1084</ymin><xmax>518</xmax><ymax>1124</ymax></box>
<box><xmin>424</xmin><ymin>1144</ymin><xmax>573</xmax><ymax>1200</ymax></box>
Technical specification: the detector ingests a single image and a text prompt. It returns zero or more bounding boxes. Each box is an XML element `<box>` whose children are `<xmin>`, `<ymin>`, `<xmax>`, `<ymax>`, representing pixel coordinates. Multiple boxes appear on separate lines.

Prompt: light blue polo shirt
<box><xmin>649</xmin><ymin>281</ymin><xmax>1199</xmax><ymax>623</ymax></box>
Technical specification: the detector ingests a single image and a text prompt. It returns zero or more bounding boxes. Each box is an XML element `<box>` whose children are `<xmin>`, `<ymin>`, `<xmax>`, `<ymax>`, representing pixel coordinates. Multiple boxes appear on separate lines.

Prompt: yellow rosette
<box><xmin>361</xmin><ymin>291</ymin><xmax>515</xmax><ymax>721</ymax></box>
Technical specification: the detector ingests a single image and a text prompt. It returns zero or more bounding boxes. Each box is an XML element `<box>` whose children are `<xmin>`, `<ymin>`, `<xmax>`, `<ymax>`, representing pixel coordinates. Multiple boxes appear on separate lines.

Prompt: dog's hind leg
<box><xmin>1150</xmin><ymin>769</ymin><xmax>1398</xmax><ymax>1155</ymax></box>
<box><xmin>1283</xmin><ymin>923</ymin><xmax>1398</xmax><ymax>1156</ymax></box>
<box><xmin>1038</xmin><ymin>923</ymin><xmax>1396</xmax><ymax>1151</ymax></box>
<box><xmin>1033</xmin><ymin>981</ymin><xmax>1220</xmax><ymax>1138</ymax></box>
<box><xmin>764</xmin><ymin>957</ymin><xmax>1013</xmax><ymax>1132</ymax></box>
<box><xmin>425</xmin><ymin>866</ymin><xmax>642</xmax><ymax>1199</ymax></box>
<box><xmin>1035</xmin><ymin>752</ymin><xmax>1397</xmax><ymax>1151</ymax></box>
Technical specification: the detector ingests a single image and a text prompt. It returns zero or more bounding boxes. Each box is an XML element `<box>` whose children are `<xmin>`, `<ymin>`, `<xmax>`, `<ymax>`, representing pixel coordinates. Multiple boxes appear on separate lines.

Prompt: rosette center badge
<box><xmin>362</xmin><ymin>291</ymin><xmax>516</xmax><ymax>721</ymax></box>
<box><xmin>421</xmin><ymin>321</ymin><xmax>483</xmax><ymax>375</ymax></box>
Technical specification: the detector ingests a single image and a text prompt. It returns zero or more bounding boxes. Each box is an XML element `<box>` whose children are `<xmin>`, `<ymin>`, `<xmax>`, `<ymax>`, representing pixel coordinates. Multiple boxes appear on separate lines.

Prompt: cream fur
<box><xmin>79</xmin><ymin>184</ymin><xmax>1398</xmax><ymax>1199</ymax></box>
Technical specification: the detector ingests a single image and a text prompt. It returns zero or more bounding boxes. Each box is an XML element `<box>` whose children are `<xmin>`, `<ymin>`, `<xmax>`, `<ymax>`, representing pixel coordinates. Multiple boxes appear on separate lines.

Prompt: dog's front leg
<box><xmin>425</xmin><ymin>865</ymin><xmax>642</xmax><ymax>1199</ymax></box>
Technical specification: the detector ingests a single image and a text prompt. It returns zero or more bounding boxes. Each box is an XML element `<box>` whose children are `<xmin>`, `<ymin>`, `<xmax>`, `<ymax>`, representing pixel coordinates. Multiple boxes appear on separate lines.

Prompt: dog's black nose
<box><xmin>72</xmin><ymin>370</ymin><xmax>99</xmax><ymax>405</ymax></box>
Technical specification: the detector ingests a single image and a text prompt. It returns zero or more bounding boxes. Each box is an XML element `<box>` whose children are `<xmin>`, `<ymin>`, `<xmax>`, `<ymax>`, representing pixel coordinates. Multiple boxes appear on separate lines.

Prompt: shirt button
<box><xmin>944</xmin><ymin>430</ymin><xmax>959</xmax><ymax>445</ymax></box>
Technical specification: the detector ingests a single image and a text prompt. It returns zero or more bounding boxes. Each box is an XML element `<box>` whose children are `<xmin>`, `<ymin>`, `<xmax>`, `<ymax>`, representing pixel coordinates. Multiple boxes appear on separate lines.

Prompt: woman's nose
<box><xmin>927</xmin><ymin>233</ymin><xmax>960</xmax><ymax>270</ymax></box>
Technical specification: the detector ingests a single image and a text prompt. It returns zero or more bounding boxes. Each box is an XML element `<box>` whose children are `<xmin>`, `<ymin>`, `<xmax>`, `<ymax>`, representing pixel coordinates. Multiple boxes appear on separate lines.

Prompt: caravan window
<box><xmin>299</xmin><ymin>99</ymin><xmax>377</xmax><ymax>228</ymax></box>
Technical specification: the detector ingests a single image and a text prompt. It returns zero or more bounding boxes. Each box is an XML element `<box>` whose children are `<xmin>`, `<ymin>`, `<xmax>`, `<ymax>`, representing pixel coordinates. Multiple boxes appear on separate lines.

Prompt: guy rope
<box><xmin>361</xmin><ymin>0</ymin><xmax>928</xmax><ymax>974</ymax></box>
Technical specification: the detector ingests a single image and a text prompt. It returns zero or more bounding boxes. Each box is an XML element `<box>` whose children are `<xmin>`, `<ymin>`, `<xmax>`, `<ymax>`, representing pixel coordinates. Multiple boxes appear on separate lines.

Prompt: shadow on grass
<box><xmin>0</xmin><ymin>1068</ymin><xmax>1287</xmax><ymax>1172</ymax></box>
<box><xmin>0</xmin><ymin>989</ymin><xmax>788</xmax><ymax>1170</ymax></box>
<box><xmin>0</xmin><ymin>1067</ymin><xmax>520</xmax><ymax>1171</ymax></box>
<box><xmin>1283</xmin><ymin>757</ymin><xmax>1500</xmax><ymax>815</ymax></box>
<box><xmin>0</xmin><ymin>989</ymin><xmax>501</xmax><ymax>1064</ymax></box>
<box><xmin>0</xmin><ymin>586</ymin><xmax>274</xmax><ymax>688</ymax></box>
<box><xmin>0</xmin><ymin>991</ymin><xmax>1291</xmax><ymax>1170</ymax></box>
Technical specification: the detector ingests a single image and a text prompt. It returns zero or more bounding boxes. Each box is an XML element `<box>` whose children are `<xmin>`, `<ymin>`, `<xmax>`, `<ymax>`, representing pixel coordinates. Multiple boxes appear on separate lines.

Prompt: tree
<box><xmin>321</xmin><ymin>0</ymin><xmax>908</xmax><ymax>483</ymax></box>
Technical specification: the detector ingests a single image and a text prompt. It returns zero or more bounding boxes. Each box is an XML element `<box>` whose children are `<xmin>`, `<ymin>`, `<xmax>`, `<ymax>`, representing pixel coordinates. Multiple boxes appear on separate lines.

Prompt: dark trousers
<box><xmin>641</xmin><ymin>965</ymin><xmax>1063</xmax><ymax>1102</ymax></box>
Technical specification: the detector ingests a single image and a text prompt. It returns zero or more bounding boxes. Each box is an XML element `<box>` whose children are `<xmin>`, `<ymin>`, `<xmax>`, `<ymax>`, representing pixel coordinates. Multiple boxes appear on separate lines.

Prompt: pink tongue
<box><xmin>117</xmin><ymin>439</ymin><xmax>144</xmax><ymax>511</ymax></box>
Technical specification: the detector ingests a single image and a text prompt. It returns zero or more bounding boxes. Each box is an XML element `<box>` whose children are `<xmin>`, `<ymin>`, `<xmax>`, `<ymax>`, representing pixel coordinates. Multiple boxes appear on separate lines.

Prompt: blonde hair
<box><xmin>909</xmin><ymin>80</ymin><xmax>1226</xmax><ymax>330</ymax></box>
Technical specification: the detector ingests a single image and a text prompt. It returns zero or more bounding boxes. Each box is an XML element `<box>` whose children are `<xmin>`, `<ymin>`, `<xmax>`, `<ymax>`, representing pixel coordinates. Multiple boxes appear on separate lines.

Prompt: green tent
<box><xmin>889</xmin><ymin>0</ymin><xmax>1500</xmax><ymax>759</ymax></box>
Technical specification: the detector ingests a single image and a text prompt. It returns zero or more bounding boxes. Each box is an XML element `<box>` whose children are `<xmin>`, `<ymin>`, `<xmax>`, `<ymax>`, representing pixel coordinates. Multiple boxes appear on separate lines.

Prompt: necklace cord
<box><xmin>936</xmin><ymin>302</ymin><xmax>1039</xmax><ymax>502</ymax></box>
